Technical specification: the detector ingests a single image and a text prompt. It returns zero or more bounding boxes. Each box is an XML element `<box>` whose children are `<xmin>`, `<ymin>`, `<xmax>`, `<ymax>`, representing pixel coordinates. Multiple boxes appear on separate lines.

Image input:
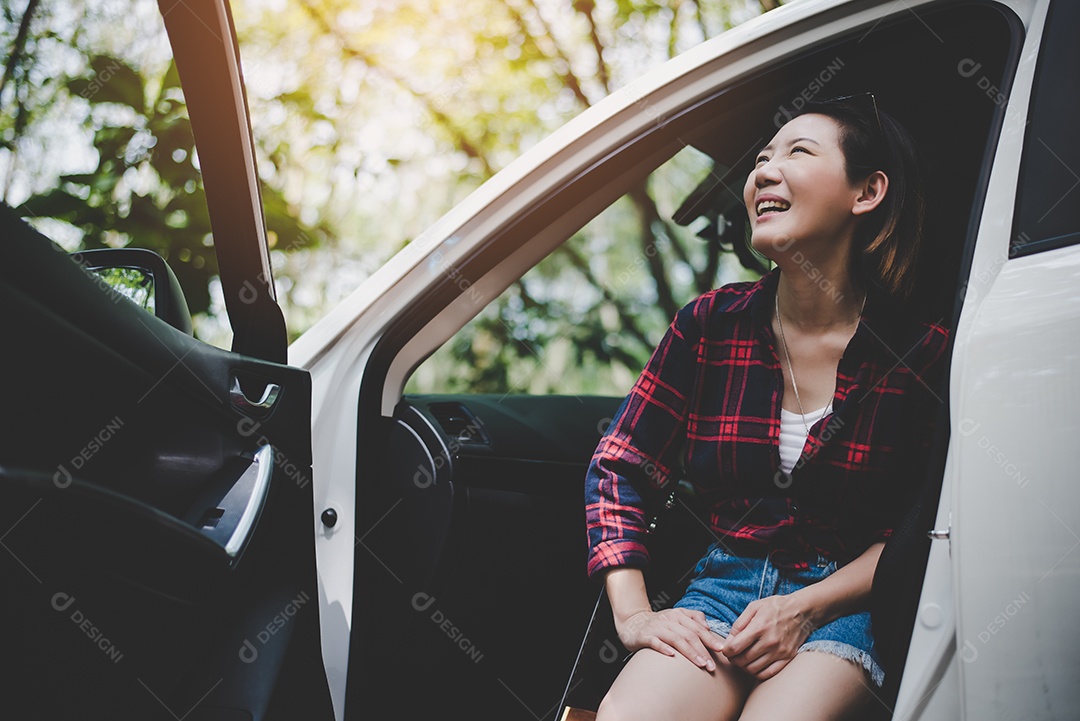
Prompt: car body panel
<box><xmin>893</xmin><ymin>1</ymin><xmax>1046</xmax><ymax>718</ymax></box>
<box><xmin>953</xmin><ymin>246</ymin><xmax>1080</xmax><ymax>718</ymax></box>
<box><xmin>946</xmin><ymin>0</ymin><xmax>1080</xmax><ymax>701</ymax></box>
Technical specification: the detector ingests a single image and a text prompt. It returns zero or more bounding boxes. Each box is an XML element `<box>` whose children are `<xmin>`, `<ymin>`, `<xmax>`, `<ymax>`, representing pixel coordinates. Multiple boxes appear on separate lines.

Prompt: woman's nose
<box><xmin>755</xmin><ymin>160</ymin><xmax>781</xmax><ymax>187</ymax></box>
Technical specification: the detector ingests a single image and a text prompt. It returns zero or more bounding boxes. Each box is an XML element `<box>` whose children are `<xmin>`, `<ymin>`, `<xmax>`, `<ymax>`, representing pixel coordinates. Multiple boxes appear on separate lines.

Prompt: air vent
<box><xmin>428</xmin><ymin>402</ymin><xmax>491</xmax><ymax>446</ymax></box>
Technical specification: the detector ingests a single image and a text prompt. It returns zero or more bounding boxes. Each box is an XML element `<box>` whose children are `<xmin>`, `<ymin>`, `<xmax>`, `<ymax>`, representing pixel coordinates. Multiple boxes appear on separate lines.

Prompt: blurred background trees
<box><xmin>1</xmin><ymin>0</ymin><xmax>778</xmax><ymax>393</ymax></box>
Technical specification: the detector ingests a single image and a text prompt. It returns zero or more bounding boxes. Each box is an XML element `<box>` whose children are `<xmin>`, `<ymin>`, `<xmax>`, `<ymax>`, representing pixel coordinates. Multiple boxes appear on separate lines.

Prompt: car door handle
<box><xmin>230</xmin><ymin>376</ymin><xmax>281</xmax><ymax>417</ymax></box>
<box><xmin>927</xmin><ymin>512</ymin><xmax>952</xmax><ymax>541</ymax></box>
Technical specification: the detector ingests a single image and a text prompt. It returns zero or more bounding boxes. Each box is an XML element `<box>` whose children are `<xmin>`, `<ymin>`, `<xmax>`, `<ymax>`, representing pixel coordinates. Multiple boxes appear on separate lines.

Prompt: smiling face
<box><xmin>744</xmin><ymin>113</ymin><xmax>871</xmax><ymax>265</ymax></box>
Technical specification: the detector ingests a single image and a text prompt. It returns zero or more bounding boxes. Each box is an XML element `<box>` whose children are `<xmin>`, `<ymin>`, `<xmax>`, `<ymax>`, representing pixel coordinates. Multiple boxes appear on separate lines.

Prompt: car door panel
<box><xmin>1</xmin><ymin>207</ymin><xmax>329</xmax><ymax>719</ymax></box>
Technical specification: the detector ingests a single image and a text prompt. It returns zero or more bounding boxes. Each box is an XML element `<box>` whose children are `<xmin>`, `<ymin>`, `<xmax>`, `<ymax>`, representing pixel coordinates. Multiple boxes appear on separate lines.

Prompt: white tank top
<box><xmin>778</xmin><ymin>405</ymin><xmax>831</xmax><ymax>475</ymax></box>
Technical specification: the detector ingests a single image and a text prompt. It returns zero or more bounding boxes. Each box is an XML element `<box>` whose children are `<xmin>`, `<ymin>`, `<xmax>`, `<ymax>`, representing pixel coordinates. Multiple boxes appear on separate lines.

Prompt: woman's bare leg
<box><xmin>738</xmin><ymin>651</ymin><xmax>878</xmax><ymax>721</ymax></box>
<box><xmin>596</xmin><ymin>647</ymin><xmax>754</xmax><ymax>721</ymax></box>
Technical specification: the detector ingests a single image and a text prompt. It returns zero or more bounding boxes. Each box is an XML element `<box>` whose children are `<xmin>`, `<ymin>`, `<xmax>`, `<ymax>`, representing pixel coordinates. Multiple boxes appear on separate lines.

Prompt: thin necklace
<box><xmin>775</xmin><ymin>293</ymin><xmax>865</xmax><ymax>436</ymax></box>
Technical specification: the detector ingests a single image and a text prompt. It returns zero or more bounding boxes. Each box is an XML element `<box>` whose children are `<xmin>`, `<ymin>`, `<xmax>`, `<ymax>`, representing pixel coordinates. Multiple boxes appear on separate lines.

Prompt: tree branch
<box><xmin>698</xmin><ymin>229</ymin><xmax>721</xmax><ymax>294</ymax></box>
<box><xmin>299</xmin><ymin>3</ymin><xmax>495</xmax><ymax>177</ymax></box>
<box><xmin>557</xmin><ymin>241</ymin><xmax>653</xmax><ymax>352</ymax></box>
<box><xmin>687</xmin><ymin>0</ymin><xmax>710</xmax><ymax>42</ymax></box>
<box><xmin>0</xmin><ymin>0</ymin><xmax>38</xmax><ymax>205</ymax></box>
<box><xmin>572</xmin><ymin>0</ymin><xmax>611</xmax><ymax>94</ymax></box>
<box><xmin>646</xmin><ymin>189</ymin><xmax>694</xmax><ymax>271</ymax></box>
<box><xmin>506</xmin><ymin>0</ymin><xmax>593</xmax><ymax>108</ymax></box>
<box><xmin>628</xmin><ymin>181</ymin><xmax>678</xmax><ymax>320</ymax></box>
<box><xmin>629</xmin><ymin>181</ymin><xmax>698</xmax><ymax>293</ymax></box>
<box><xmin>0</xmin><ymin>0</ymin><xmax>39</xmax><ymax>104</ymax></box>
<box><xmin>668</xmin><ymin>0</ymin><xmax>681</xmax><ymax>59</ymax></box>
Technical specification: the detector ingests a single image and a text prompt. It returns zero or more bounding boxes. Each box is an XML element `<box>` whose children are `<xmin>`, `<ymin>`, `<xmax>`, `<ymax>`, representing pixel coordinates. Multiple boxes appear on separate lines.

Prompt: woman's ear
<box><xmin>852</xmin><ymin>170</ymin><xmax>889</xmax><ymax>216</ymax></box>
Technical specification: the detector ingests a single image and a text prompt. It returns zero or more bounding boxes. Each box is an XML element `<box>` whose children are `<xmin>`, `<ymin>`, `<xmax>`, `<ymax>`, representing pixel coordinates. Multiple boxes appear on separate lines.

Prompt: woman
<box><xmin>584</xmin><ymin>97</ymin><xmax>949</xmax><ymax>720</ymax></box>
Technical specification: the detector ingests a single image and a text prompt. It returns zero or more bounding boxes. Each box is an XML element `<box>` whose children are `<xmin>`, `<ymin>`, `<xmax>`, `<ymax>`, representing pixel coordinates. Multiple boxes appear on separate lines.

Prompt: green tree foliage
<box><xmin>407</xmin><ymin>144</ymin><xmax>764</xmax><ymax>395</ymax></box>
<box><xmin>1</xmin><ymin>0</ymin><xmax>328</xmax><ymax>327</ymax></box>
<box><xmin>232</xmin><ymin>0</ymin><xmax>776</xmax><ymax>391</ymax></box>
<box><xmin>3</xmin><ymin>0</ymin><xmax>780</xmax><ymax>382</ymax></box>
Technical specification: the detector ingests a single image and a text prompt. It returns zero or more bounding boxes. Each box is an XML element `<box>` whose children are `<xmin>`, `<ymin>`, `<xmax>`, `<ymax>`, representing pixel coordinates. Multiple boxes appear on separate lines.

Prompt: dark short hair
<box><xmin>792</xmin><ymin>97</ymin><xmax>925</xmax><ymax>300</ymax></box>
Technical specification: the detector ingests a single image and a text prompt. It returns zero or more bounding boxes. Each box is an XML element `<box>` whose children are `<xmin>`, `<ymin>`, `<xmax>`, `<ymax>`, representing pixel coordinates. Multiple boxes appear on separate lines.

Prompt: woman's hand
<box><xmin>720</xmin><ymin>593</ymin><xmax>816</xmax><ymax>680</ymax></box>
<box><xmin>615</xmin><ymin>607</ymin><xmax>726</xmax><ymax>672</ymax></box>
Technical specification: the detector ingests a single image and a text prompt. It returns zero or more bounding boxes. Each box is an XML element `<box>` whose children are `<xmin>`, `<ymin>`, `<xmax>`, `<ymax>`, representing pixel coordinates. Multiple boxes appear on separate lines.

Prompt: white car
<box><xmin>3</xmin><ymin>0</ymin><xmax>1075</xmax><ymax>719</ymax></box>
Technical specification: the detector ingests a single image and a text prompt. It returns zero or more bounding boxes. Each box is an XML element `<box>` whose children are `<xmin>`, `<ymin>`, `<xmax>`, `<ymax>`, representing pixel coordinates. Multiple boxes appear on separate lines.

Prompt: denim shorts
<box><xmin>672</xmin><ymin>541</ymin><xmax>884</xmax><ymax>687</ymax></box>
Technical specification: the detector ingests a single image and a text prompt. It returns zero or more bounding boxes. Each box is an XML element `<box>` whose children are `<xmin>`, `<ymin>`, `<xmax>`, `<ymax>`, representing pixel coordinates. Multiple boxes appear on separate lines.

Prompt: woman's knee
<box><xmin>596</xmin><ymin>666</ymin><xmax>671</xmax><ymax>721</ymax></box>
<box><xmin>595</xmin><ymin>688</ymin><xmax>636</xmax><ymax>721</ymax></box>
<box><xmin>737</xmin><ymin>651</ymin><xmax>874</xmax><ymax>721</ymax></box>
<box><xmin>596</xmin><ymin>649</ymin><xmax>750</xmax><ymax>721</ymax></box>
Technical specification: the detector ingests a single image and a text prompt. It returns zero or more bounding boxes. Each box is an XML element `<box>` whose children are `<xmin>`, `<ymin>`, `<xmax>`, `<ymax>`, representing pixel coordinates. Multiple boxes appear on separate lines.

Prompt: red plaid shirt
<box><xmin>585</xmin><ymin>269</ymin><xmax>949</xmax><ymax>577</ymax></box>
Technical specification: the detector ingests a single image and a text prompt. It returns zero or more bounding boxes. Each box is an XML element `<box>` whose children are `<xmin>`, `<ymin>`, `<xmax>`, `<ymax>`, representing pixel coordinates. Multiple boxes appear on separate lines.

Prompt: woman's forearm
<box><xmin>603</xmin><ymin>567</ymin><xmax>653</xmax><ymax>624</ymax></box>
<box><xmin>603</xmin><ymin>565</ymin><xmax>724</xmax><ymax>668</ymax></box>
<box><xmin>790</xmin><ymin>542</ymin><xmax>884</xmax><ymax>629</ymax></box>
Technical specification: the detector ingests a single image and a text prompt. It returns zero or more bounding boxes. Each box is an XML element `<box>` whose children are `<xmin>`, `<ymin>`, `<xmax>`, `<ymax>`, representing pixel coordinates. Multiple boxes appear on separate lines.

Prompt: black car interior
<box><xmin>348</xmin><ymin>3</ymin><xmax>1020</xmax><ymax>719</ymax></box>
<box><xmin>2</xmin><ymin>0</ymin><xmax>336</xmax><ymax>714</ymax></box>
<box><xmin>1</xmin><ymin>213</ymin><xmax>332</xmax><ymax>718</ymax></box>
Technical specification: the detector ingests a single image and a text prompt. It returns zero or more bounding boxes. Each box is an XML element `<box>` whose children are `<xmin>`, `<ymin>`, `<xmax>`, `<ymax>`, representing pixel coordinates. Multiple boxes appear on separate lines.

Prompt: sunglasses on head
<box><xmin>817</xmin><ymin>92</ymin><xmax>884</xmax><ymax>136</ymax></box>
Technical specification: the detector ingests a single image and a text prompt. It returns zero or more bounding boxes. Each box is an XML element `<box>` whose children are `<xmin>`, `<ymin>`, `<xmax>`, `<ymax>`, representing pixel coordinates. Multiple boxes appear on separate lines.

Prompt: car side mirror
<box><xmin>70</xmin><ymin>248</ymin><xmax>193</xmax><ymax>335</ymax></box>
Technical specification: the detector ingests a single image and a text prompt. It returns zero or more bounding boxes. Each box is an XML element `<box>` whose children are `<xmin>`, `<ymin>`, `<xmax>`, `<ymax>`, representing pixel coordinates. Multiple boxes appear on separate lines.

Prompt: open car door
<box><xmin>0</xmin><ymin>0</ymin><xmax>333</xmax><ymax>718</ymax></box>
